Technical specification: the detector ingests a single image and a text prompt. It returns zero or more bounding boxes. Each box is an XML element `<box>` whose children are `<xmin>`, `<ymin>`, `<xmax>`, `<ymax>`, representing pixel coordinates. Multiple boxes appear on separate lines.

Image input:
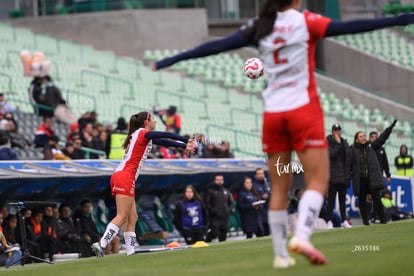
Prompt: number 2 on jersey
<box><xmin>273</xmin><ymin>37</ymin><xmax>288</xmax><ymax>64</ymax></box>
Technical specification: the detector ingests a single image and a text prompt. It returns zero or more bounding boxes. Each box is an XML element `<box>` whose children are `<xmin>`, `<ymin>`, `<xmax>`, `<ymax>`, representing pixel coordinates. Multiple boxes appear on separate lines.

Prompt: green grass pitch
<box><xmin>2</xmin><ymin>220</ymin><xmax>413</xmax><ymax>276</ymax></box>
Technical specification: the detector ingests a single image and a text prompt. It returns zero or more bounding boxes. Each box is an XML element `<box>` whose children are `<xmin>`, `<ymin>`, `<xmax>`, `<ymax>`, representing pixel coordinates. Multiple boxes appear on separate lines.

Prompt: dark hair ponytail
<box><xmin>251</xmin><ymin>0</ymin><xmax>294</xmax><ymax>44</ymax></box>
<box><xmin>122</xmin><ymin>111</ymin><xmax>150</xmax><ymax>149</ymax></box>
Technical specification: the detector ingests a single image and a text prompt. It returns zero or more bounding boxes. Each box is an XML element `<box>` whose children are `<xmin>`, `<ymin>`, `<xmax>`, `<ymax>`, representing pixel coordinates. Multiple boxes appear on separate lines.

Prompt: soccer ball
<box><xmin>243</xmin><ymin>58</ymin><xmax>264</xmax><ymax>79</ymax></box>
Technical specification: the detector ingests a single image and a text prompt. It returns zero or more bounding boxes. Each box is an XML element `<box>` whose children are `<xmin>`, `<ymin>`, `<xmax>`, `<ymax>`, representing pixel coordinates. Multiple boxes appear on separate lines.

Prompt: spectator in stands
<box><xmin>29</xmin><ymin>76</ymin><xmax>63</xmax><ymax>118</ymax></box>
<box><xmin>159</xmin><ymin>146</ymin><xmax>181</xmax><ymax>159</ymax></box>
<box><xmin>173</xmin><ymin>185</ymin><xmax>208</xmax><ymax>245</ymax></box>
<box><xmin>350</xmin><ymin>120</ymin><xmax>397</xmax><ymax>225</ymax></box>
<box><xmin>369</xmin><ymin>131</ymin><xmax>391</xmax><ymax>183</ymax></box>
<box><xmin>252</xmin><ymin>168</ymin><xmax>271</xmax><ymax>236</ymax></box>
<box><xmin>219</xmin><ymin>140</ymin><xmax>235</xmax><ymax>158</ymax></box>
<box><xmin>202</xmin><ymin>142</ymin><xmax>221</xmax><ymax>158</ymax></box>
<box><xmin>28</xmin><ymin>76</ymin><xmax>43</xmax><ymax>113</ymax></box>
<box><xmin>395</xmin><ymin>144</ymin><xmax>413</xmax><ymax>177</ymax></box>
<box><xmin>71</xmin><ymin>139</ymin><xmax>86</xmax><ymax>159</ymax></box>
<box><xmin>67</xmin><ymin>122</ymin><xmax>80</xmax><ymax>142</ymax></box>
<box><xmin>0</xmin><ymin>112</ymin><xmax>29</xmax><ymax>149</ymax></box>
<box><xmin>381</xmin><ymin>189</ymin><xmax>414</xmax><ymax>221</ymax></box>
<box><xmin>57</xmin><ymin>204</ymin><xmax>82</xmax><ymax>254</ymax></box>
<box><xmin>91</xmin><ymin>131</ymin><xmax>108</xmax><ymax>159</ymax></box>
<box><xmin>0</xmin><ymin>213</ymin><xmax>21</xmax><ymax>267</ymax></box>
<box><xmin>2</xmin><ymin>214</ymin><xmax>18</xmax><ymax>245</ymax></box>
<box><xmin>237</xmin><ymin>176</ymin><xmax>264</xmax><ymax>239</ymax></box>
<box><xmin>0</xmin><ymin>130</ymin><xmax>18</xmax><ymax>161</ymax></box>
<box><xmin>43</xmin><ymin>135</ymin><xmax>71</xmax><ymax>160</ymax></box>
<box><xmin>80</xmin><ymin>122</ymin><xmax>94</xmax><ymax>149</ymax></box>
<box><xmin>0</xmin><ymin>93</ymin><xmax>17</xmax><ymax>116</ymax></box>
<box><xmin>74</xmin><ymin>199</ymin><xmax>119</xmax><ymax>257</ymax></box>
<box><xmin>156</xmin><ymin>105</ymin><xmax>181</xmax><ymax>134</ymax></box>
<box><xmin>106</xmin><ymin>117</ymin><xmax>128</xmax><ymax>160</ymax></box>
<box><xmin>0</xmin><ymin>112</ymin><xmax>17</xmax><ymax>132</ymax></box>
<box><xmin>204</xmin><ymin>174</ymin><xmax>234</xmax><ymax>242</ymax></box>
<box><xmin>78</xmin><ymin>111</ymin><xmax>96</xmax><ymax>130</ymax></box>
<box><xmin>326</xmin><ymin>123</ymin><xmax>352</xmax><ymax>229</ymax></box>
<box><xmin>34</xmin><ymin>117</ymin><xmax>55</xmax><ymax>148</ymax></box>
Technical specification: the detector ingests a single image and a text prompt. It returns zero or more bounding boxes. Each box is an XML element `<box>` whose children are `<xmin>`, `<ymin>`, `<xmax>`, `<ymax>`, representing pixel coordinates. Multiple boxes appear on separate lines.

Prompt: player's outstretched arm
<box><xmin>152</xmin><ymin>138</ymin><xmax>196</xmax><ymax>154</ymax></box>
<box><xmin>145</xmin><ymin>131</ymin><xmax>189</xmax><ymax>143</ymax></box>
<box><xmin>152</xmin><ymin>31</ymin><xmax>249</xmax><ymax>71</ymax></box>
<box><xmin>325</xmin><ymin>13</ymin><xmax>414</xmax><ymax>37</ymax></box>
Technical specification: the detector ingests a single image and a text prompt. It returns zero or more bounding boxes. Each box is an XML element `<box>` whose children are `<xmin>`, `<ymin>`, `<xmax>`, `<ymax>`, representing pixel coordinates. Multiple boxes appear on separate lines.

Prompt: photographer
<box><xmin>154</xmin><ymin>105</ymin><xmax>181</xmax><ymax>134</ymax></box>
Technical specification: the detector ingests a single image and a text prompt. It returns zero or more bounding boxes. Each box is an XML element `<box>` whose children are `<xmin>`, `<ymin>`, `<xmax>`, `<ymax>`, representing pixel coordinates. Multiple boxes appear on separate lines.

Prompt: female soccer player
<box><xmin>91</xmin><ymin>111</ymin><xmax>196</xmax><ymax>257</ymax></box>
<box><xmin>152</xmin><ymin>0</ymin><xmax>414</xmax><ymax>268</ymax></box>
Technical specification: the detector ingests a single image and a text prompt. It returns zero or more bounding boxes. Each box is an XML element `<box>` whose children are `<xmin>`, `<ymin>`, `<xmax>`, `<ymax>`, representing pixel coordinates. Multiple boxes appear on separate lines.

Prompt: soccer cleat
<box><xmin>273</xmin><ymin>255</ymin><xmax>296</xmax><ymax>269</ymax></box>
<box><xmin>327</xmin><ymin>220</ymin><xmax>334</xmax><ymax>230</ymax></box>
<box><xmin>288</xmin><ymin>236</ymin><xmax>327</xmax><ymax>265</ymax></box>
<box><xmin>91</xmin><ymin>242</ymin><xmax>104</xmax><ymax>258</ymax></box>
<box><xmin>341</xmin><ymin>220</ymin><xmax>352</xmax><ymax>228</ymax></box>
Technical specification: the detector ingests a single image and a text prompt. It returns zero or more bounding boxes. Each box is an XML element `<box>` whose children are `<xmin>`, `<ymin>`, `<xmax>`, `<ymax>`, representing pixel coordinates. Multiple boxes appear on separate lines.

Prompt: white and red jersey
<box><xmin>259</xmin><ymin>10</ymin><xmax>331</xmax><ymax>112</ymax></box>
<box><xmin>114</xmin><ymin>128</ymin><xmax>152</xmax><ymax>181</ymax></box>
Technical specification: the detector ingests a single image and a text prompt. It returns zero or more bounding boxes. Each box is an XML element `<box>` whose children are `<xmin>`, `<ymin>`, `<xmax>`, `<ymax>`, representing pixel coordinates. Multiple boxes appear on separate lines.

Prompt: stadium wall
<box><xmin>7</xmin><ymin>9</ymin><xmax>208</xmax><ymax>60</ymax></box>
<box><xmin>320</xmin><ymin>39</ymin><xmax>414</xmax><ymax>109</ymax></box>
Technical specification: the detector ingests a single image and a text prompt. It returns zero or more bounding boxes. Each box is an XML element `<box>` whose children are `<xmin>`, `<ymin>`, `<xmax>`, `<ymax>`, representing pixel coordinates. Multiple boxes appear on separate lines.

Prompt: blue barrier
<box><xmin>344</xmin><ymin>177</ymin><xmax>413</xmax><ymax>217</ymax></box>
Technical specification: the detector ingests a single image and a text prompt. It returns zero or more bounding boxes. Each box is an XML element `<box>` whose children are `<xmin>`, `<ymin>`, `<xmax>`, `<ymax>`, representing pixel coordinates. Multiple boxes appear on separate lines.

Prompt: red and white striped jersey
<box><xmin>259</xmin><ymin>9</ymin><xmax>331</xmax><ymax>112</ymax></box>
<box><xmin>114</xmin><ymin>128</ymin><xmax>152</xmax><ymax>181</ymax></box>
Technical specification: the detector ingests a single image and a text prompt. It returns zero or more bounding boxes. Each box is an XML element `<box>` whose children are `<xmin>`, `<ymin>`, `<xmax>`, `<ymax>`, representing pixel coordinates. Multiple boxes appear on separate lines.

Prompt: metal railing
<box><xmin>120</xmin><ymin>104</ymin><xmax>149</xmax><ymax>119</ymax></box>
<box><xmin>205</xmin><ymin>123</ymin><xmax>261</xmax><ymax>156</ymax></box>
<box><xmin>154</xmin><ymin>89</ymin><xmax>209</xmax><ymax>119</ymax></box>
<box><xmin>80</xmin><ymin>69</ymin><xmax>134</xmax><ymax>99</ymax></box>
<box><xmin>0</xmin><ymin>72</ymin><xmax>12</xmax><ymax>92</ymax></box>
<box><xmin>229</xmin><ymin>107</ymin><xmax>261</xmax><ymax>132</ymax></box>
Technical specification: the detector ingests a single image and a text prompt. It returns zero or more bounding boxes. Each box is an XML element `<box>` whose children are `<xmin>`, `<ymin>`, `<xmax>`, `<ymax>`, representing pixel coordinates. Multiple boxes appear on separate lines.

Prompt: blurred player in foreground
<box><xmin>91</xmin><ymin>111</ymin><xmax>196</xmax><ymax>257</ymax></box>
<box><xmin>153</xmin><ymin>0</ymin><xmax>414</xmax><ymax>268</ymax></box>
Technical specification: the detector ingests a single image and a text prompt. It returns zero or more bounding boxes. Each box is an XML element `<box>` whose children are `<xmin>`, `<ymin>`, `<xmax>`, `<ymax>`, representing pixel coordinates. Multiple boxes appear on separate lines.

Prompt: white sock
<box><xmin>124</xmin><ymin>231</ymin><xmax>137</xmax><ymax>256</ymax></box>
<box><xmin>100</xmin><ymin>223</ymin><xmax>119</xmax><ymax>248</ymax></box>
<box><xmin>268</xmin><ymin>210</ymin><xmax>289</xmax><ymax>258</ymax></box>
<box><xmin>295</xmin><ymin>190</ymin><xmax>324</xmax><ymax>241</ymax></box>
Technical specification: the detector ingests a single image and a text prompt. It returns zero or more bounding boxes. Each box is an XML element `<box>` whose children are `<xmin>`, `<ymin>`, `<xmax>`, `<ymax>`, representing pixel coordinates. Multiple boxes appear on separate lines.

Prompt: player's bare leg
<box><xmin>92</xmin><ymin>195</ymin><xmax>134</xmax><ymax>257</ymax></box>
<box><xmin>289</xmin><ymin>148</ymin><xmax>329</xmax><ymax>265</ymax></box>
<box><xmin>267</xmin><ymin>152</ymin><xmax>296</xmax><ymax>268</ymax></box>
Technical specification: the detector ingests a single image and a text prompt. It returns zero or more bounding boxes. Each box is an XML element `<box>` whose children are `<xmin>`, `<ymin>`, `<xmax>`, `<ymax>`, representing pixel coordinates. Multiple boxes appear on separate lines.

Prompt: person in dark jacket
<box><xmin>237</xmin><ymin>177</ymin><xmax>264</xmax><ymax>238</ymax></box>
<box><xmin>204</xmin><ymin>174</ymin><xmax>234</xmax><ymax>242</ymax></box>
<box><xmin>57</xmin><ymin>204</ymin><xmax>83</xmax><ymax>254</ymax></box>
<box><xmin>252</xmin><ymin>168</ymin><xmax>271</xmax><ymax>235</ymax></box>
<box><xmin>2</xmin><ymin>214</ymin><xmax>18</xmax><ymax>245</ymax></box>
<box><xmin>0</xmin><ymin>130</ymin><xmax>18</xmax><ymax>161</ymax></box>
<box><xmin>173</xmin><ymin>185</ymin><xmax>208</xmax><ymax>245</ymax></box>
<box><xmin>369</xmin><ymin>131</ymin><xmax>391</xmax><ymax>183</ymax></box>
<box><xmin>73</xmin><ymin>199</ymin><xmax>119</xmax><ymax>257</ymax></box>
<box><xmin>350</xmin><ymin>120</ymin><xmax>397</xmax><ymax>225</ymax></box>
<box><xmin>326</xmin><ymin>124</ymin><xmax>352</xmax><ymax>229</ymax></box>
<box><xmin>41</xmin><ymin>205</ymin><xmax>59</xmax><ymax>261</ymax></box>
